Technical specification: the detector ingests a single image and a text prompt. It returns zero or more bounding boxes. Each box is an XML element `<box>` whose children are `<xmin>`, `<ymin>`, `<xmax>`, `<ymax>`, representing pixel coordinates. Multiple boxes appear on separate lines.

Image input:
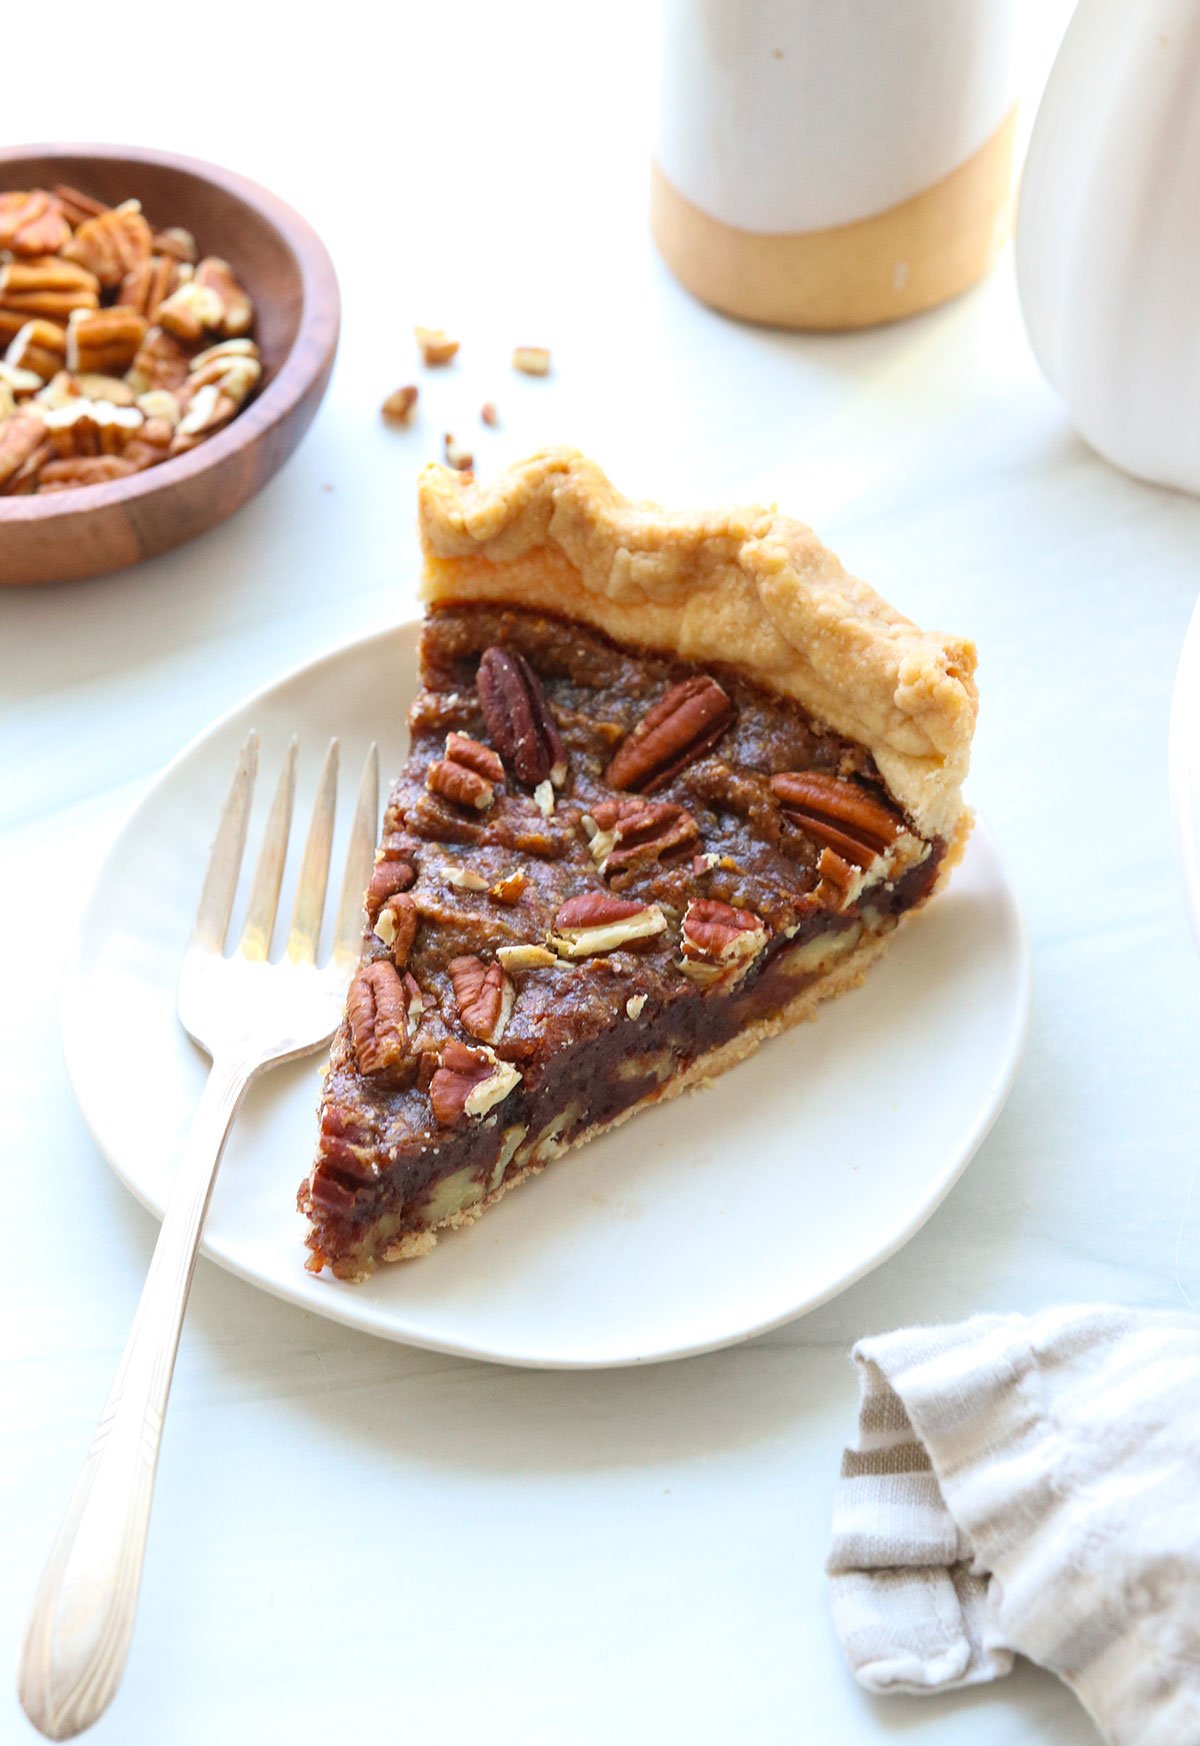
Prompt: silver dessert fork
<box><xmin>18</xmin><ymin>731</ymin><xmax>377</xmax><ymax>1741</ymax></box>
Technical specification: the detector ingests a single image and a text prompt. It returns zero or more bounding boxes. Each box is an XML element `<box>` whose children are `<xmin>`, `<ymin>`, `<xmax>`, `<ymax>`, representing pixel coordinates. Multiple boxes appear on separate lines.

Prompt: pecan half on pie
<box><xmin>299</xmin><ymin>449</ymin><xmax>978</xmax><ymax>1279</ymax></box>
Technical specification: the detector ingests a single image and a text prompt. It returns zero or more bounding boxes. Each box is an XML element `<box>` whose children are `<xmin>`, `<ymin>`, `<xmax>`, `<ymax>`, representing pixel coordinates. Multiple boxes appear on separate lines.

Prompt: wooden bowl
<box><xmin>0</xmin><ymin>144</ymin><xmax>340</xmax><ymax>586</ymax></box>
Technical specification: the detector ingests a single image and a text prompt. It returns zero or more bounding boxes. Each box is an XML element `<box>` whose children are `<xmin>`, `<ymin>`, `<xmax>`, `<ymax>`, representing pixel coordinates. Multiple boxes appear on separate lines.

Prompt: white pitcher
<box><xmin>1016</xmin><ymin>0</ymin><xmax>1200</xmax><ymax>495</ymax></box>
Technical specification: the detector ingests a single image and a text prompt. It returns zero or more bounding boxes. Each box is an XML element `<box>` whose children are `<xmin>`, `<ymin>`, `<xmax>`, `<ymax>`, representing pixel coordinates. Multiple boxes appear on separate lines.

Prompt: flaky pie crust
<box><xmin>418</xmin><ymin>448</ymin><xmax>977</xmax><ymax>839</ymax></box>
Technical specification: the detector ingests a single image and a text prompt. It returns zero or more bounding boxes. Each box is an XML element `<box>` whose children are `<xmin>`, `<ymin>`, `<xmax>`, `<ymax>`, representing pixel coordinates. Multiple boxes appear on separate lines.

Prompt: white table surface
<box><xmin>5</xmin><ymin>5</ymin><xmax>1199</xmax><ymax>1743</ymax></box>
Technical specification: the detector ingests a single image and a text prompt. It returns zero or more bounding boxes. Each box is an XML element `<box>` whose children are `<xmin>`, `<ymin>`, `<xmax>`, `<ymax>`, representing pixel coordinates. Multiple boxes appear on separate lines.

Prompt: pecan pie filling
<box><xmin>299</xmin><ymin>606</ymin><xmax>948</xmax><ymax>1279</ymax></box>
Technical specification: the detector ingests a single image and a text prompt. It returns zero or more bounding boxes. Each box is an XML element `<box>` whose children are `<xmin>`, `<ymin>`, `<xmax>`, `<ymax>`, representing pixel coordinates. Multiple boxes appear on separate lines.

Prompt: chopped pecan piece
<box><xmin>171</xmin><ymin>383</ymin><xmax>238</xmax><ymax>450</ymax></box>
<box><xmin>347</xmin><ymin>960</ymin><xmax>412</xmax><ymax>1075</ymax></box>
<box><xmin>426</xmin><ymin>732</ymin><xmax>502</xmax><ymax>811</ymax></box>
<box><xmin>489</xmin><ymin>870</ymin><xmax>527</xmax><ymax>905</ymax></box>
<box><xmin>605</xmin><ymin>676</ymin><xmax>734</xmax><ymax>793</ymax></box>
<box><xmin>66</xmin><ymin>306</ymin><xmax>147</xmax><ymax>376</ymax></box>
<box><xmin>813</xmin><ymin>847</ymin><xmax>861</xmax><ymax>911</ymax></box>
<box><xmin>30</xmin><ymin>369</ymin><xmax>76</xmax><ymax>409</ymax></box>
<box><xmin>425</xmin><ymin>760</ymin><xmax>493</xmax><ymax>810</ymax></box>
<box><xmin>0</xmin><ymin>411</ymin><xmax>48</xmax><ymax>490</ymax></box>
<box><xmin>584</xmin><ymin>797</ymin><xmax>699</xmax><ymax>881</ymax></box>
<box><xmin>63</xmin><ymin>201</ymin><xmax>153</xmax><ymax>288</ymax></box>
<box><xmin>770</xmin><ymin>771</ymin><xmax>904</xmax><ymax>868</ymax></box>
<box><xmin>446</xmin><ymin>732</ymin><xmax>504</xmax><ymax>783</ymax></box>
<box><xmin>443</xmin><ymin>433</ymin><xmax>473</xmax><ymax>471</ymax></box>
<box><xmin>0</xmin><ymin>191</ymin><xmax>71</xmax><ymax>257</ymax></box>
<box><xmin>53</xmin><ymin>184</ymin><xmax>108</xmax><ymax>226</ymax></box>
<box><xmin>315</xmin><ymin>1102</ymin><xmax>378</xmax><ymax>1181</ymax></box>
<box><xmin>449</xmin><ymin>955</ymin><xmax>515</xmax><ymax>1043</ymax></box>
<box><xmin>6</xmin><ymin>320</ymin><xmax>67</xmax><ymax>381</ymax></box>
<box><xmin>403</xmin><ymin>971</ymin><xmax>427</xmax><ymax>1024</ymax></box>
<box><xmin>0</xmin><ymin>359</ymin><xmax>43</xmax><ymax>399</ymax></box>
<box><xmin>678</xmin><ymin>899</ymin><xmax>769</xmax><ymax>988</ymax></box>
<box><xmin>382</xmin><ymin>384</ymin><xmax>418</xmax><ymax>426</ymax></box>
<box><xmin>497</xmin><ymin>943</ymin><xmax>558</xmax><ymax>971</ymax></box>
<box><xmin>512</xmin><ymin>346</ymin><xmax>551</xmax><ymax>376</ymax></box>
<box><xmin>186</xmin><ymin>339</ymin><xmax>260</xmax><ymax>405</ymax></box>
<box><xmin>373</xmin><ymin>891</ymin><xmax>418</xmax><ymax>965</ymax></box>
<box><xmin>3</xmin><ymin>434</ymin><xmax>52</xmax><ymax>494</ymax></box>
<box><xmin>156</xmin><ymin>278</ymin><xmax>224</xmax><ymax>343</ymax></box>
<box><xmin>122</xmin><ymin>419</ymin><xmax>175</xmax><ymax>471</ymax></box>
<box><xmin>196</xmin><ymin>352</ymin><xmax>259</xmax><ymax>407</ymax></box>
<box><xmin>443</xmin><ymin>865</ymin><xmax>487</xmax><ymax>892</ymax></box>
<box><xmin>0</xmin><ymin>257</ymin><xmax>100</xmax><ymax>320</ymax></box>
<box><xmin>126</xmin><ymin>325</ymin><xmax>192</xmax><ymax>393</ymax></box>
<box><xmin>75</xmin><ymin>372</ymin><xmax>137</xmax><ymax>406</ymax></box>
<box><xmin>366</xmin><ymin>855</ymin><xmax>416</xmax><ymax>920</ymax></box>
<box><xmin>44</xmin><ymin>398</ymin><xmax>143</xmax><ymax>458</ymax></box>
<box><xmin>152</xmin><ymin>226</ymin><xmax>198</xmax><ymax>265</ymax></box>
<box><xmin>430</xmin><ymin>1039</ymin><xmax>521</xmax><ymax>1125</ymax></box>
<box><xmin>193</xmin><ymin>257</ymin><xmax>254</xmax><ymax>337</ymax></box>
<box><xmin>550</xmin><ymin>892</ymin><xmax>667</xmax><ymax>958</ymax></box>
<box><xmin>38</xmin><ymin>455</ymin><xmax>139</xmax><ymax>491</ymax></box>
<box><xmin>117</xmin><ymin>254</ymin><xmax>182</xmax><ymax>321</ymax></box>
<box><xmin>476</xmin><ymin>645</ymin><xmax>568</xmax><ymax>787</ymax></box>
<box><xmin>415</xmin><ymin>325</ymin><xmax>458</xmax><ymax>366</ymax></box>
<box><xmin>134</xmin><ymin>388</ymin><xmax>181</xmax><ymax>425</ymax></box>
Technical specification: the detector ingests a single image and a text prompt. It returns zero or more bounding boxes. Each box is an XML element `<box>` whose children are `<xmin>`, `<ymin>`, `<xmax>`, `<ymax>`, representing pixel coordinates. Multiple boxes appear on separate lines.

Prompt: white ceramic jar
<box><xmin>652</xmin><ymin>0</ymin><xmax>1019</xmax><ymax>329</ymax></box>
<box><xmin>1016</xmin><ymin>0</ymin><xmax>1200</xmax><ymax>496</ymax></box>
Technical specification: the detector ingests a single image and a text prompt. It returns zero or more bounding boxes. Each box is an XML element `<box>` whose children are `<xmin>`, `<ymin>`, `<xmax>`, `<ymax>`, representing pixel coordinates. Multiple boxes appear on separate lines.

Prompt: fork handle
<box><xmin>18</xmin><ymin>1052</ymin><xmax>255</xmax><ymax>1741</ymax></box>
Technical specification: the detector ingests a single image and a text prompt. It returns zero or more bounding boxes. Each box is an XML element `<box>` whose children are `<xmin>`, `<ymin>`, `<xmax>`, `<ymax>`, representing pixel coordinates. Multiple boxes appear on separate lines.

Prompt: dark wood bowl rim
<box><xmin>0</xmin><ymin>142</ymin><xmax>340</xmax><ymax>525</ymax></box>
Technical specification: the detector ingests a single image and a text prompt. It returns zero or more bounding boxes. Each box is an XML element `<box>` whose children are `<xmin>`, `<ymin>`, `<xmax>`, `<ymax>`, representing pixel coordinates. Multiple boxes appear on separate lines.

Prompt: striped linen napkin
<box><xmin>827</xmin><ymin>1306</ymin><xmax>1200</xmax><ymax>1746</ymax></box>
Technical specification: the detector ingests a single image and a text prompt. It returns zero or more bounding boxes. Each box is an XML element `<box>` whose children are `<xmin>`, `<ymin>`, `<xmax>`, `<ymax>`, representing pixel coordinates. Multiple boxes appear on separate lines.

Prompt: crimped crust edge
<box><xmin>418</xmin><ymin>448</ymin><xmax>977</xmax><ymax>839</ymax></box>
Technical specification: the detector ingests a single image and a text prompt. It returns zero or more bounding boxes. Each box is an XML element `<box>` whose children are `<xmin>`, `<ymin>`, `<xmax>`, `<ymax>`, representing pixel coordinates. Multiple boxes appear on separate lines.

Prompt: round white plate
<box><xmin>64</xmin><ymin>622</ymin><xmax>1031</xmax><ymax>1369</ymax></box>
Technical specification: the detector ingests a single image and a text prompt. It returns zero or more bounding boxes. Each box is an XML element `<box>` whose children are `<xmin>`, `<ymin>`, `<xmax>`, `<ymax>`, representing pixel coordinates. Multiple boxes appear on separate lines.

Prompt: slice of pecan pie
<box><xmin>299</xmin><ymin>449</ymin><xmax>978</xmax><ymax>1279</ymax></box>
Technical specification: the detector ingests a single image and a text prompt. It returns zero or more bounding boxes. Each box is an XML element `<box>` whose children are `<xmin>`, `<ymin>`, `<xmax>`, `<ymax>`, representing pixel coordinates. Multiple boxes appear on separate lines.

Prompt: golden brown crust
<box><xmin>418</xmin><ymin>448</ymin><xmax>977</xmax><ymax>839</ymax></box>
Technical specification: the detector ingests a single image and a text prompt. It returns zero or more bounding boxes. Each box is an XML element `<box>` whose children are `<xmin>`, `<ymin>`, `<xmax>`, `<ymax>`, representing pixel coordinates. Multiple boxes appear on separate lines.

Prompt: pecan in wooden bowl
<box><xmin>0</xmin><ymin>145</ymin><xmax>339</xmax><ymax>586</ymax></box>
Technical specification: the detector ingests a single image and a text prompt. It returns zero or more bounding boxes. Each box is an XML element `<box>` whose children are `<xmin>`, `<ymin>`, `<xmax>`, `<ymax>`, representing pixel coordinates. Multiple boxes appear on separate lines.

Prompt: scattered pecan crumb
<box><xmin>444</xmin><ymin>432</ymin><xmax>473</xmax><ymax>471</ymax></box>
<box><xmin>415</xmin><ymin>326</ymin><xmax>458</xmax><ymax>366</ymax></box>
<box><xmin>512</xmin><ymin>346</ymin><xmax>551</xmax><ymax>376</ymax></box>
<box><xmin>381</xmin><ymin>384</ymin><xmax>418</xmax><ymax>426</ymax></box>
<box><xmin>481</xmin><ymin>401</ymin><xmax>498</xmax><ymax>427</ymax></box>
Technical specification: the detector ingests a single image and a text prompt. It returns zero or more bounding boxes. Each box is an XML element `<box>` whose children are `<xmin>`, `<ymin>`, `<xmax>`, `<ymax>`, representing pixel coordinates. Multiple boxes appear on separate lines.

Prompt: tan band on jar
<box><xmin>650</xmin><ymin>105</ymin><xmax>1017</xmax><ymax>332</ymax></box>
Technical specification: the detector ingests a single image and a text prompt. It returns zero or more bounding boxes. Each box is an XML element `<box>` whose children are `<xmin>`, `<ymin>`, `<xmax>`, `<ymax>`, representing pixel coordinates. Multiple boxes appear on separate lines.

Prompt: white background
<box><xmin>5</xmin><ymin>3</ymin><xmax>1199</xmax><ymax>1743</ymax></box>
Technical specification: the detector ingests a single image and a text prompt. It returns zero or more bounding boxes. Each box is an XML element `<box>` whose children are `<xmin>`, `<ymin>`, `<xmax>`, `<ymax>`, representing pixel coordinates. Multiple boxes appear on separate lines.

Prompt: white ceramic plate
<box><xmin>64</xmin><ymin>623</ymin><xmax>1030</xmax><ymax>1369</ymax></box>
<box><xmin>1170</xmin><ymin>593</ymin><xmax>1200</xmax><ymax>956</ymax></box>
